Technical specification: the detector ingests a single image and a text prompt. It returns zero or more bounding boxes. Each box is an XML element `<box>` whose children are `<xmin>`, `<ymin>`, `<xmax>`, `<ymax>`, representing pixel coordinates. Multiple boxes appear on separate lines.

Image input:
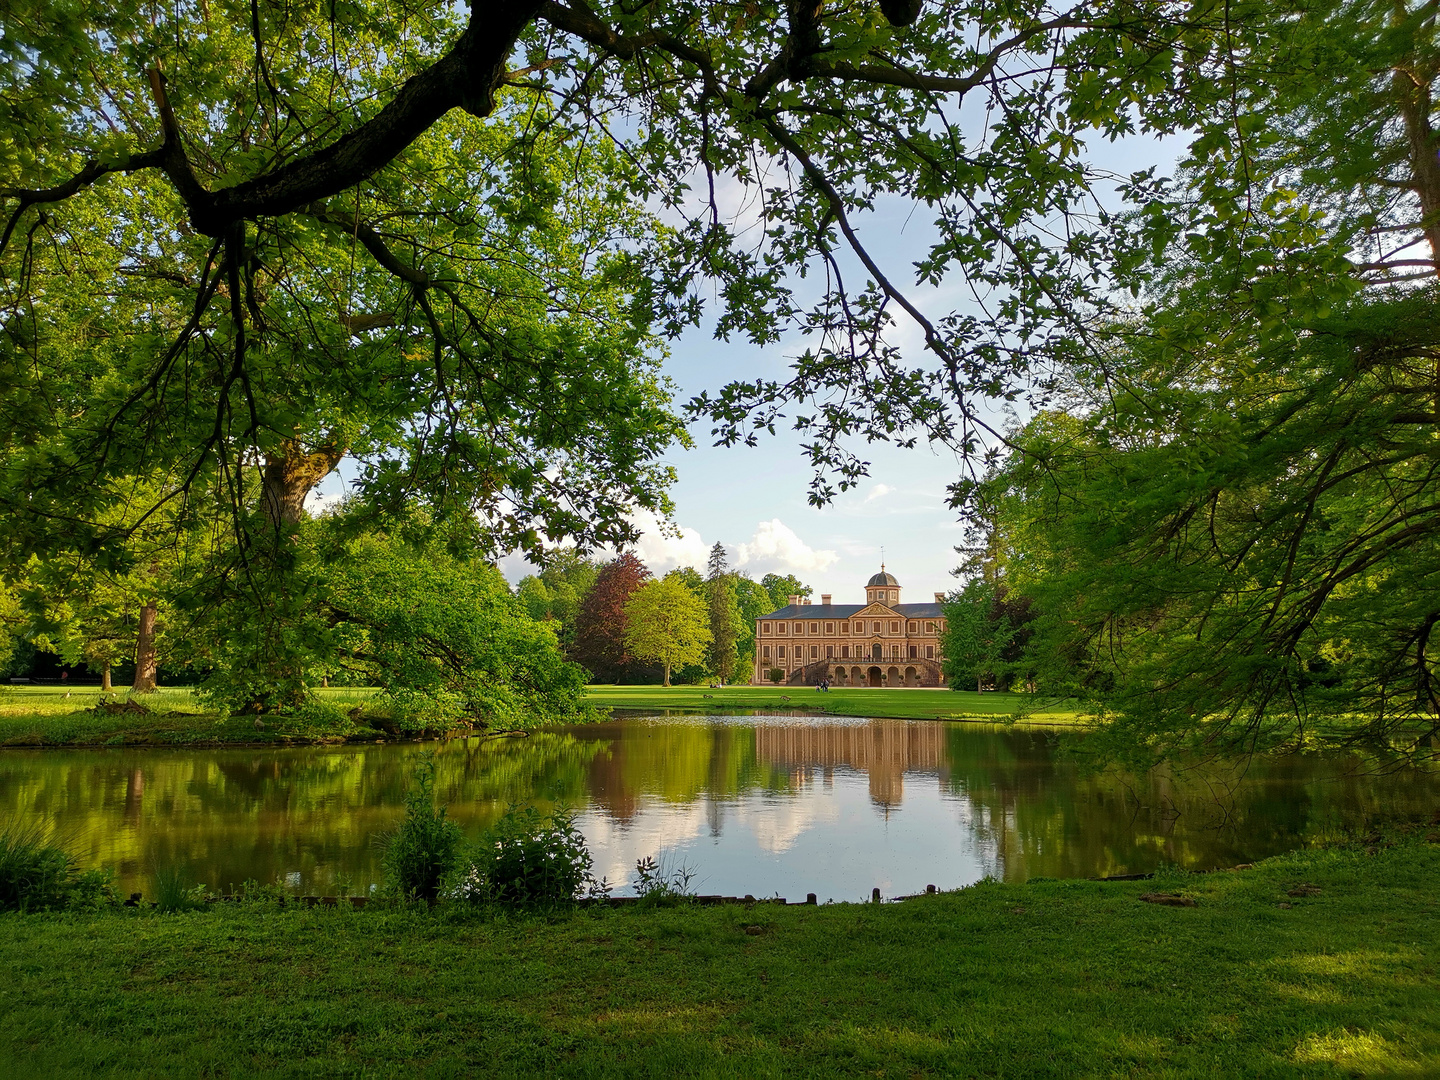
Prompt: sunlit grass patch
<box><xmin>584</xmin><ymin>683</ymin><xmax>1090</xmax><ymax>724</ymax></box>
<box><xmin>1294</xmin><ymin>1028</ymin><xmax>1419</xmax><ymax>1074</ymax></box>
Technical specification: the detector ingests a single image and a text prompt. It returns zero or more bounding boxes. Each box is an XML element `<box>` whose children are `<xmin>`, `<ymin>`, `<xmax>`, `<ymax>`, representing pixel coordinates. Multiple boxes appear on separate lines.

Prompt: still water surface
<box><xmin>2</xmin><ymin>715</ymin><xmax>1435</xmax><ymax>901</ymax></box>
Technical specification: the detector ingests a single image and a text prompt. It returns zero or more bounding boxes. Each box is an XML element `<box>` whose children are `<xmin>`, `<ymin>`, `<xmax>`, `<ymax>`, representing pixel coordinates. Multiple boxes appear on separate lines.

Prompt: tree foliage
<box><xmin>761</xmin><ymin>574</ymin><xmax>812</xmax><ymax>612</ymax></box>
<box><xmin>705</xmin><ymin>544</ymin><xmax>742</xmax><ymax>683</ymax></box>
<box><xmin>0</xmin><ymin>0</ymin><xmax>1284</xmax><ymax>552</ymax></box>
<box><xmin>622</xmin><ymin>575</ymin><xmax>712</xmax><ymax>687</ymax></box>
<box><xmin>959</xmin><ymin>0</ymin><xmax>1440</xmax><ymax>759</ymax></box>
<box><xmin>572</xmin><ymin>552</ymin><xmax>650</xmax><ymax>682</ymax></box>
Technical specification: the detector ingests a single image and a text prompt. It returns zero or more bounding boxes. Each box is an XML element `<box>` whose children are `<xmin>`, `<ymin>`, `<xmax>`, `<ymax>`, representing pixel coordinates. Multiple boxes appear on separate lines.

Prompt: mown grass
<box><xmin>0</xmin><ymin>686</ymin><xmax>381</xmax><ymax>748</ymax></box>
<box><xmin>584</xmin><ymin>683</ymin><xmax>1089</xmax><ymax>724</ymax></box>
<box><xmin>0</xmin><ymin>836</ymin><xmax>1435</xmax><ymax>1077</ymax></box>
<box><xmin>0</xmin><ymin>684</ymin><xmax>1082</xmax><ymax>748</ymax></box>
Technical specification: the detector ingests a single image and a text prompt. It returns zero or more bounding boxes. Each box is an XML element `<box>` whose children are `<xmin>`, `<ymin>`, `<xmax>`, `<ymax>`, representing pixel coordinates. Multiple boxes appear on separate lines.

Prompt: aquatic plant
<box><xmin>153</xmin><ymin>865</ymin><xmax>208</xmax><ymax>913</ymax></box>
<box><xmin>381</xmin><ymin>753</ymin><xmax>463</xmax><ymax>902</ymax></box>
<box><xmin>631</xmin><ymin>853</ymin><xmax>698</xmax><ymax>908</ymax></box>
<box><xmin>0</xmin><ymin>824</ymin><xmax>113</xmax><ymax>912</ymax></box>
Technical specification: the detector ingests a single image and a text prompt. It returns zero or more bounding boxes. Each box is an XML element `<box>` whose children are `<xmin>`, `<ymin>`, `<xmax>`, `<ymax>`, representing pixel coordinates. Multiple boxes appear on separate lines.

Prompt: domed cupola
<box><xmin>866</xmin><ymin>566</ymin><xmax>901</xmax><ymax>605</ymax></box>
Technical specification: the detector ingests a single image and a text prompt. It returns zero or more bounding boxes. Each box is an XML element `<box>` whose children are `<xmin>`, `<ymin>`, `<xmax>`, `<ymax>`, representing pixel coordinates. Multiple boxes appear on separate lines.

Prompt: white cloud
<box><xmin>862</xmin><ymin>483</ymin><xmax>892</xmax><ymax>504</ymax></box>
<box><xmin>627</xmin><ymin>509</ymin><xmax>711</xmax><ymax>575</ymax></box>
<box><xmin>735</xmin><ymin>519</ymin><xmax>839</xmax><ymax>575</ymax></box>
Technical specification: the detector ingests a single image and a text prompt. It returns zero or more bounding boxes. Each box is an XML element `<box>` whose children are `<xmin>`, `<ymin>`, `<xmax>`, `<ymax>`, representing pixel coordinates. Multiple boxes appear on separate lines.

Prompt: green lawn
<box><xmin>1</xmin><ymin>836</ymin><xmax>1436</xmax><ymax>1077</ymax></box>
<box><xmin>0</xmin><ymin>684</ymin><xmax>1083</xmax><ymax>748</ymax></box>
<box><xmin>584</xmin><ymin>683</ymin><xmax>1089</xmax><ymax>723</ymax></box>
<box><xmin>0</xmin><ymin>686</ymin><xmax>381</xmax><ymax>747</ymax></box>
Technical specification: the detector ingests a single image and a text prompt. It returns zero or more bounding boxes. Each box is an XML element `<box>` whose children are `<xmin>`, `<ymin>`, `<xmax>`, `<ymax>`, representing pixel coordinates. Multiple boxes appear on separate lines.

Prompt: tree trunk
<box><xmin>663</xmin><ymin>661</ymin><xmax>671</xmax><ymax>687</ymax></box>
<box><xmin>133</xmin><ymin>602</ymin><xmax>159</xmax><ymax>693</ymax></box>
<box><xmin>261</xmin><ymin>437</ymin><xmax>346</xmax><ymax>530</ymax></box>
<box><xmin>101</xmin><ymin>663</ymin><xmax>112</xmax><ymax>692</ymax></box>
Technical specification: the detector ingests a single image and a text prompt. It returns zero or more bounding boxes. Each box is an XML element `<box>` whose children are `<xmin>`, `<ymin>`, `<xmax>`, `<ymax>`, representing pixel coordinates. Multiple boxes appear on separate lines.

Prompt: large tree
<box><xmin>705</xmin><ymin>544</ymin><xmax>742</xmax><ymax>683</ymax></box>
<box><xmin>623</xmin><ymin>575</ymin><xmax>712</xmax><ymax>687</ymax></box>
<box><xmin>961</xmin><ymin>0</ymin><xmax>1440</xmax><ymax>759</ymax></box>
<box><xmin>0</xmin><ymin>0</ymin><xmax>1253</xmax><ymax>551</ymax></box>
<box><xmin>572</xmin><ymin>552</ymin><xmax>650</xmax><ymax>682</ymax></box>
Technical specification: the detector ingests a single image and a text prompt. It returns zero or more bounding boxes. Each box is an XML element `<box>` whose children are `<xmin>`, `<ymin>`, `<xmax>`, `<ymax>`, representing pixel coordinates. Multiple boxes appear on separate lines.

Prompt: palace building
<box><xmin>752</xmin><ymin>568</ymin><xmax>947</xmax><ymax>687</ymax></box>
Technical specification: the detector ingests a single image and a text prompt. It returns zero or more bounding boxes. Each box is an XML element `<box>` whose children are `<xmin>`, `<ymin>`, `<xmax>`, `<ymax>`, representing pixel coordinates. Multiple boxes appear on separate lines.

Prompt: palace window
<box><xmin>839</xmin><ymin>622</ymin><xmax>848</xmax><ymax>634</ymax></box>
<box><xmin>777</xmin><ymin>622</ymin><xmax>787</xmax><ymax>634</ymax></box>
<box><xmin>890</xmin><ymin>590</ymin><xmax>897</xmax><ymax>601</ymax></box>
<box><xmin>824</xmin><ymin>622</ymin><xmax>834</xmax><ymax>634</ymax></box>
<box><xmin>854</xmin><ymin>621</ymin><xmax>865</xmax><ymax>634</ymax></box>
<box><xmin>909</xmin><ymin>645</ymin><xmax>917</xmax><ymax>659</ymax></box>
<box><xmin>926</xmin><ymin>646</ymin><xmax>934</xmax><ymax>659</ymax></box>
<box><xmin>809</xmin><ymin>622</ymin><xmax>819</xmax><ymax>634</ymax></box>
<box><xmin>761</xmin><ymin>622</ymin><xmax>772</xmax><ymax>635</ymax></box>
<box><xmin>762</xmin><ymin>646</ymin><xmax>771</xmax><ymax>659</ymax></box>
<box><xmin>794</xmin><ymin>621</ymin><xmax>804</xmax><ymax>634</ymax></box>
<box><xmin>872</xmin><ymin>621</ymin><xmax>882</xmax><ymax>633</ymax></box>
<box><xmin>907</xmin><ymin>621</ymin><xmax>917</xmax><ymax>634</ymax></box>
<box><xmin>826</xmin><ymin>646</ymin><xmax>834</xmax><ymax>658</ymax></box>
<box><xmin>925</xmin><ymin>621</ymin><xmax>935</xmax><ymax>634</ymax></box>
<box><xmin>891</xmin><ymin>644</ymin><xmax>901</xmax><ymax>658</ymax></box>
<box><xmin>810</xmin><ymin>646</ymin><xmax>819</xmax><ymax>659</ymax></box>
<box><xmin>841</xmin><ymin>645</ymin><xmax>850</xmax><ymax>658</ymax></box>
<box><xmin>777</xmin><ymin>646</ymin><xmax>786</xmax><ymax>659</ymax></box>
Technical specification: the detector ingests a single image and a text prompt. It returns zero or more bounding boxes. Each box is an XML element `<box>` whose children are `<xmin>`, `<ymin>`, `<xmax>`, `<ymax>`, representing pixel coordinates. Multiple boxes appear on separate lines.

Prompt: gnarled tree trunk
<box><xmin>261</xmin><ymin>437</ymin><xmax>346</xmax><ymax>529</ymax></box>
<box><xmin>133</xmin><ymin>602</ymin><xmax>159</xmax><ymax>693</ymax></box>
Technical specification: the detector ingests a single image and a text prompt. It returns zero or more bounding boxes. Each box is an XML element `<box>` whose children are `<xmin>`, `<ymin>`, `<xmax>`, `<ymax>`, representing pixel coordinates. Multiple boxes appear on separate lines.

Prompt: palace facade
<box><xmin>752</xmin><ymin>568</ymin><xmax>947</xmax><ymax>687</ymax></box>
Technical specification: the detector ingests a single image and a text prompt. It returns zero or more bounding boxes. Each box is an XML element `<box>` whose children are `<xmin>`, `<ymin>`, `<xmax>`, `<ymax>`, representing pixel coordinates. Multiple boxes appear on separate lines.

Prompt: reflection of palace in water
<box><xmin>753</xmin><ymin>722</ymin><xmax>948</xmax><ymax>806</ymax></box>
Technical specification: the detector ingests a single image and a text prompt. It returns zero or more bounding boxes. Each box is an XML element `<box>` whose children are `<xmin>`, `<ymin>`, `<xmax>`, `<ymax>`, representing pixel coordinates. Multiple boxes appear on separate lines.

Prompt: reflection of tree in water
<box><xmin>568</xmin><ymin>721</ymin><xmax>781</xmax><ymax>823</ymax></box>
<box><xmin>3</xmin><ymin>721</ymin><xmax>1436</xmax><ymax>895</ymax></box>
<box><xmin>939</xmin><ymin>727</ymin><xmax>1440</xmax><ymax>880</ymax></box>
<box><xmin>0</xmin><ymin>733</ymin><xmax>608</xmax><ymax>895</ymax></box>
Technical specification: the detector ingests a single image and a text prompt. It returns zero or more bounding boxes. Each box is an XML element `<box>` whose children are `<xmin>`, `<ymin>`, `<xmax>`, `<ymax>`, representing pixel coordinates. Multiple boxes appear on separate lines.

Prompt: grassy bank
<box><xmin>0</xmin><ymin>687</ymin><xmax>383</xmax><ymax>748</ymax></box>
<box><xmin>0</xmin><ymin>684</ymin><xmax>1083</xmax><ymax>749</ymax></box>
<box><xmin>584</xmin><ymin>683</ymin><xmax>1089</xmax><ymax>723</ymax></box>
<box><xmin>1</xmin><ymin>836</ymin><xmax>1436</xmax><ymax>1077</ymax></box>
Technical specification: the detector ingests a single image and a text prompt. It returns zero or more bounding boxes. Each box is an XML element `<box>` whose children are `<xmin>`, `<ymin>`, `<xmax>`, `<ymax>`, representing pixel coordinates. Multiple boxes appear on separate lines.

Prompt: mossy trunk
<box><xmin>133</xmin><ymin>602</ymin><xmax>159</xmax><ymax>693</ymax></box>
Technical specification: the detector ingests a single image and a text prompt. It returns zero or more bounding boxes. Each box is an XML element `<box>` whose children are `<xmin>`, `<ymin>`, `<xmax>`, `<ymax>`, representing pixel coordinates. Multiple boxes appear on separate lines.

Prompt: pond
<box><xmin>2</xmin><ymin>715</ymin><xmax>1435</xmax><ymax>902</ymax></box>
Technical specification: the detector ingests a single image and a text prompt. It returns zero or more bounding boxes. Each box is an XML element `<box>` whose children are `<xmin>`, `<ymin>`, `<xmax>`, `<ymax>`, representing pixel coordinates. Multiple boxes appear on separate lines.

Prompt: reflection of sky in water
<box><xmin>579</xmin><ymin>767</ymin><xmax>996</xmax><ymax>902</ymax></box>
<box><xmin>0</xmin><ymin>716</ymin><xmax>1436</xmax><ymax>899</ymax></box>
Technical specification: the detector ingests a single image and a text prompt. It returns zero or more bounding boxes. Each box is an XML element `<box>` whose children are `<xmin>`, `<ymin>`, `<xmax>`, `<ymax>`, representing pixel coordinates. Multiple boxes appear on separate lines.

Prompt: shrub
<box><xmin>0</xmin><ymin>824</ymin><xmax>115</xmax><ymax>912</ymax></box>
<box><xmin>631</xmin><ymin>853</ymin><xmax>697</xmax><ymax>908</ymax></box>
<box><xmin>451</xmin><ymin>806</ymin><xmax>606</xmax><ymax>905</ymax></box>
<box><xmin>382</xmin><ymin>754</ymin><xmax>463</xmax><ymax>901</ymax></box>
<box><xmin>767</xmin><ymin>668</ymin><xmax>784</xmax><ymax>684</ymax></box>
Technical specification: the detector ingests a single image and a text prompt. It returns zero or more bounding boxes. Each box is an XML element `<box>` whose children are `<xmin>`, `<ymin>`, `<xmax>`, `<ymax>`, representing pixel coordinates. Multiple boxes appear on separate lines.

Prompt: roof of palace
<box><xmin>759</xmin><ymin>602</ymin><xmax>945</xmax><ymax>620</ymax></box>
<box><xmin>866</xmin><ymin>569</ymin><xmax>900</xmax><ymax>587</ymax></box>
